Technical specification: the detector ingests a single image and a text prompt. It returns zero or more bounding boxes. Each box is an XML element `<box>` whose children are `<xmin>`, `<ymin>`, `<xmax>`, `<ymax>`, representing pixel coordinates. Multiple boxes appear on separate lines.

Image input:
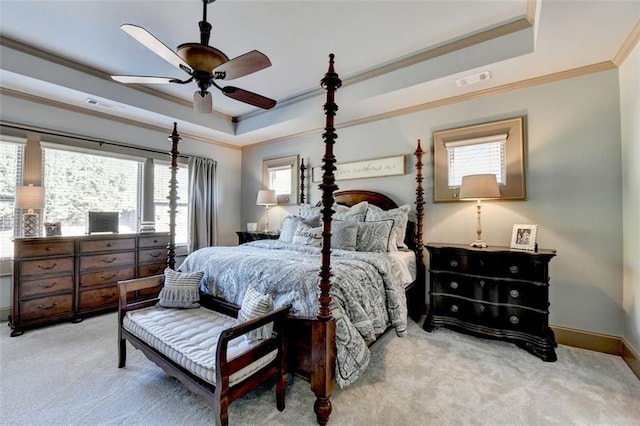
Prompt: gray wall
<box><xmin>620</xmin><ymin>42</ymin><xmax>640</xmax><ymax>351</ymax></box>
<box><xmin>242</xmin><ymin>69</ymin><xmax>626</xmax><ymax>337</ymax></box>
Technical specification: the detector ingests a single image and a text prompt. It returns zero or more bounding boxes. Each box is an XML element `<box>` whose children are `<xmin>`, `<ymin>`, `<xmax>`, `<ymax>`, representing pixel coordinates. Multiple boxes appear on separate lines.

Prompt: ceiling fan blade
<box><xmin>221</xmin><ymin>86</ymin><xmax>276</xmax><ymax>110</ymax></box>
<box><xmin>120</xmin><ymin>24</ymin><xmax>193</xmax><ymax>75</ymax></box>
<box><xmin>112</xmin><ymin>75</ymin><xmax>178</xmax><ymax>84</ymax></box>
<box><xmin>213</xmin><ymin>50</ymin><xmax>271</xmax><ymax>80</ymax></box>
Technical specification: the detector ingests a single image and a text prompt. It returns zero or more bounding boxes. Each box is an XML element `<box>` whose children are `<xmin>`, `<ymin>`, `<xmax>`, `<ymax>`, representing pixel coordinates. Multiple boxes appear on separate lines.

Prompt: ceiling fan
<box><xmin>111</xmin><ymin>0</ymin><xmax>276</xmax><ymax>113</ymax></box>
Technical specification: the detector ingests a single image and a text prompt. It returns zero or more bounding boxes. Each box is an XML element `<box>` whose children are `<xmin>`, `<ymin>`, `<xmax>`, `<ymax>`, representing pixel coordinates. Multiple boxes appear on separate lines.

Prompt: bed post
<box><xmin>312</xmin><ymin>53</ymin><xmax>342</xmax><ymax>426</ymax></box>
<box><xmin>412</xmin><ymin>139</ymin><xmax>426</xmax><ymax>320</ymax></box>
<box><xmin>300</xmin><ymin>159</ymin><xmax>306</xmax><ymax>204</ymax></box>
<box><xmin>167</xmin><ymin>122</ymin><xmax>180</xmax><ymax>270</ymax></box>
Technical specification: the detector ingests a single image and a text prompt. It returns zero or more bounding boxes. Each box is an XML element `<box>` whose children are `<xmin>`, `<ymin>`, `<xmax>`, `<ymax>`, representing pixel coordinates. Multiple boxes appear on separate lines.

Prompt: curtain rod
<box><xmin>0</xmin><ymin>121</ymin><xmax>189</xmax><ymax>159</ymax></box>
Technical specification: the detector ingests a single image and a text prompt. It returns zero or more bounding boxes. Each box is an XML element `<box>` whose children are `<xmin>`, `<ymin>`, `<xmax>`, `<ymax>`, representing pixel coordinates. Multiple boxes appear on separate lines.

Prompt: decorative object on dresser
<box><xmin>510</xmin><ymin>224</ymin><xmax>538</xmax><ymax>252</ymax></box>
<box><xmin>256</xmin><ymin>189</ymin><xmax>277</xmax><ymax>232</ymax></box>
<box><xmin>459</xmin><ymin>174</ymin><xmax>501</xmax><ymax>248</ymax></box>
<box><xmin>87</xmin><ymin>211</ymin><xmax>119</xmax><ymax>234</ymax></box>
<box><xmin>10</xmin><ymin>232</ymin><xmax>168</xmax><ymax>336</ymax></box>
<box><xmin>44</xmin><ymin>221</ymin><xmax>62</xmax><ymax>236</ymax></box>
<box><xmin>236</xmin><ymin>231</ymin><xmax>279</xmax><ymax>245</ymax></box>
<box><xmin>15</xmin><ymin>184</ymin><xmax>45</xmax><ymax>237</ymax></box>
<box><xmin>423</xmin><ymin>243</ymin><xmax>557</xmax><ymax>362</ymax></box>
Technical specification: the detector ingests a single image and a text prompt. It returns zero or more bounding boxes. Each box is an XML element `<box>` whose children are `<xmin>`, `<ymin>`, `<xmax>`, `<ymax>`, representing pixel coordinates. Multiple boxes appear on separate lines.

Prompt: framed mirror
<box><xmin>262</xmin><ymin>155</ymin><xmax>299</xmax><ymax>205</ymax></box>
<box><xmin>433</xmin><ymin>116</ymin><xmax>526</xmax><ymax>202</ymax></box>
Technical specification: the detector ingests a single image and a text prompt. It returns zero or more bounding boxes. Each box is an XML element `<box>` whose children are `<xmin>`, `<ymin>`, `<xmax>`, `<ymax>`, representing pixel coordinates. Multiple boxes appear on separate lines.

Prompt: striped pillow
<box><xmin>158</xmin><ymin>268</ymin><xmax>203</xmax><ymax>308</ymax></box>
<box><xmin>238</xmin><ymin>285</ymin><xmax>274</xmax><ymax>342</ymax></box>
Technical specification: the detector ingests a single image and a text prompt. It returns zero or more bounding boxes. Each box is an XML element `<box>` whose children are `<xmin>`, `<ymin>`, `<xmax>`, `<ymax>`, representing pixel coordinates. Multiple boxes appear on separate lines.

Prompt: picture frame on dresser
<box><xmin>510</xmin><ymin>224</ymin><xmax>538</xmax><ymax>252</ymax></box>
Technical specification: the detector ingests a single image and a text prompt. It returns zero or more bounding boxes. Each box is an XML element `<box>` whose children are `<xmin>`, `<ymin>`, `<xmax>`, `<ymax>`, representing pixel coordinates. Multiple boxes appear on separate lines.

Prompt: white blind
<box><xmin>446</xmin><ymin>135</ymin><xmax>507</xmax><ymax>187</ymax></box>
<box><xmin>268</xmin><ymin>166</ymin><xmax>292</xmax><ymax>196</ymax></box>
<box><xmin>153</xmin><ymin>160</ymin><xmax>189</xmax><ymax>245</ymax></box>
<box><xmin>0</xmin><ymin>140</ymin><xmax>24</xmax><ymax>258</ymax></box>
<box><xmin>42</xmin><ymin>147</ymin><xmax>142</xmax><ymax>235</ymax></box>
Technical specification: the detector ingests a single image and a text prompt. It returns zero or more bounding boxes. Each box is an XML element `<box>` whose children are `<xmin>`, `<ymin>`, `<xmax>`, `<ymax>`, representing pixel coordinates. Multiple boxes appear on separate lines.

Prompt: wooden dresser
<box><xmin>10</xmin><ymin>232</ymin><xmax>168</xmax><ymax>336</ymax></box>
<box><xmin>423</xmin><ymin>243</ymin><xmax>557</xmax><ymax>361</ymax></box>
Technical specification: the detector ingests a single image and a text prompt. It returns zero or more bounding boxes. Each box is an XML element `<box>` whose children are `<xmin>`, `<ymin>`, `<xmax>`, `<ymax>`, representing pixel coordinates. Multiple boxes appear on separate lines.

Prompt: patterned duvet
<box><xmin>179</xmin><ymin>239</ymin><xmax>413</xmax><ymax>387</ymax></box>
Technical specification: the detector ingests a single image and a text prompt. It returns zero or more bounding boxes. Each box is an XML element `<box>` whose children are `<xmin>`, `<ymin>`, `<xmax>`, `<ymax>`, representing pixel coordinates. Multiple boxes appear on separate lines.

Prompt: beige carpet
<box><xmin>1</xmin><ymin>313</ymin><xmax>639</xmax><ymax>425</ymax></box>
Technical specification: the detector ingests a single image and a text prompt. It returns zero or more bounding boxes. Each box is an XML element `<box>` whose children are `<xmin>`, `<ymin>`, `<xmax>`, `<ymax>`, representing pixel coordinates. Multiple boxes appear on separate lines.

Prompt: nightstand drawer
<box><xmin>20</xmin><ymin>276</ymin><xmax>74</xmax><ymax>298</ymax></box>
<box><xmin>20</xmin><ymin>294</ymin><xmax>73</xmax><ymax>322</ymax></box>
<box><xmin>79</xmin><ymin>267</ymin><xmax>135</xmax><ymax>288</ymax></box>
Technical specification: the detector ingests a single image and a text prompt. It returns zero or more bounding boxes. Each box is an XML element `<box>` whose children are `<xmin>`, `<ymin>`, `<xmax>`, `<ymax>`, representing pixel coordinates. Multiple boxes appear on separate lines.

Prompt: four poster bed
<box><xmin>165</xmin><ymin>55</ymin><xmax>426</xmax><ymax>424</ymax></box>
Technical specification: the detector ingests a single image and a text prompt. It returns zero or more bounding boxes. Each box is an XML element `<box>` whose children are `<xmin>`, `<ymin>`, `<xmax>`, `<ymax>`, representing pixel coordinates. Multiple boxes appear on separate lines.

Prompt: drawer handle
<box><xmin>479</xmin><ymin>305</ymin><xmax>485</xmax><ymax>312</ymax></box>
<box><xmin>101</xmin><ymin>291</ymin><xmax>117</xmax><ymax>298</ymax></box>
<box><xmin>479</xmin><ymin>280</ymin><xmax>485</xmax><ymax>287</ymax></box>
<box><xmin>101</xmin><ymin>257</ymin><xmax>117</xmax><ymax>264</ymax></box>
<box><xmin>450</xmin><ymin>281</ymin><xmax>458</xmax><ymax>289</ymax></box>
<box><xmin>149</xmin><ymin>252</ymin><xmax>162</xmax><ymax>258</ymax></box>
<box><xmin>450</xmin><ymin>305</ymin><xmax>459</xmax><ymax>313</ymax></box>
<box><xmin>38</xmin><ymin>282</ymin><xmax>58</xmax><ymax>289</ymax></box>
<box><xmin>509</xmin><ymin>265</ymin><xmax>519</xmax><ymax>274</ymax></box>
<box><xmin>153</xmin><ymin>239</ymin><xmax>159</xmax><ymax>243</ymax></box>
<box><xmin>107</xmin><ymin>243</ymin><xmax>112</xmax><ymax>247</ymax></box>
<box><xmin>38</xmin><ymin>263</ymin><xmax>57</xmax><ymax>270</ymax></box>
<box><xmin>38</xmin><ymin>302</ymin><xmax>58</xmax><ymax>310</ymax></box>
<box><xmin>509</xmin><ymin>315</ymin><xmax>520</xmax><ymax>324</ymax></box>
<box><xmin>449</xmin><ymin>260</ymin><xmax>459</xmax><ymax>268</ymax></box>
<box><xmin>509</xmin><ymin>289</ymin><xmax>520</xmax><ymax>298</ymax></box>
<box><xmin>46</xmin><ymin>246</ymin><xmax>53</xmax><ymax>251</ymax></box>
<box><xmin>101</xmin><ymin>273</ymin><xmax>117</xmax><ymax>280</ymax></box>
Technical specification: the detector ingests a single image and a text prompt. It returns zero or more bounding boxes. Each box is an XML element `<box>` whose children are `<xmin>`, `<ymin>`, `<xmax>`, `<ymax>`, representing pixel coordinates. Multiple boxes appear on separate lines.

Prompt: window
<box><xmin>42</xmin><ymin>145</ymin><xmax>143</xmax><ymax>235</ymax></box>
<box><xmin>0</xmin><ymin>137</ymin><xmax>25</xmax><ymax>258</ymax></box>
<box><xmin>433</xmin><ymin>116</ymin><xmax>526</xmax><ymax>202</ymax></box>
<box><xmin>153</xmin><ymin>161</ymin><xmax>189</xmax><ymax>245</ymax></box>
<box><xmin>262</xmin><ymin>155</ymin><xmax>299</xmax><ymax>205</ymax></box>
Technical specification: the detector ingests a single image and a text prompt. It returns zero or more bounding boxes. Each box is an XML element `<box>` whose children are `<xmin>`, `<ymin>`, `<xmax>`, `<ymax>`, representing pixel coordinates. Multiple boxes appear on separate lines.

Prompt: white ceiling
<box><xmin>0</xmin><ymin>1</ymin><xmax>638</xmax><ymax>148</ymax></box>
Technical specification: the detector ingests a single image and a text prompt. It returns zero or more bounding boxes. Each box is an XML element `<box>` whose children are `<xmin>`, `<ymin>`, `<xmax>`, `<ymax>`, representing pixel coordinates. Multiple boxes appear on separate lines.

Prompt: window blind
<box><xmin>153</xmin><ymin>160</ymin><xmax>189</xmax><ymax>245</ymax></box>
<box><xmin>445</xmin><ymin>134</ymin><xmax>507</xmax><ymax>188</ymax></box>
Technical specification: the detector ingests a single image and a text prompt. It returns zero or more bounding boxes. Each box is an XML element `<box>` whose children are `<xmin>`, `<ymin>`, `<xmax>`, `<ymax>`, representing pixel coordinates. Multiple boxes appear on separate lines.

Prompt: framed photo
<box><xmin>510</xmin><ymin>224</ymin><xmax>538</xmax><ymax>252</ymax></box>
<box><xmin>44</xmin><ymin>221</ymin><xmax>61</xmax><ymax>237</ymax></box>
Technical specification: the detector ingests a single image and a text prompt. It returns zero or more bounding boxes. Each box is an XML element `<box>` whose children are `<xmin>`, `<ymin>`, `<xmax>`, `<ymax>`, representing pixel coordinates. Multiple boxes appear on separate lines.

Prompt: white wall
<box><xmin>620</xmin><ymin>42</ymin><xmax>640</xmax><ymax>351</ymax></box>
<box><xmin>0</xmin><ymin>94</ymin><xmax>243</xmax><ymax>313</ymax></box>
<box><xmin>242</xmin><ymin>69</ymin><xmax>625</xmax><ymax>336</ymax></box>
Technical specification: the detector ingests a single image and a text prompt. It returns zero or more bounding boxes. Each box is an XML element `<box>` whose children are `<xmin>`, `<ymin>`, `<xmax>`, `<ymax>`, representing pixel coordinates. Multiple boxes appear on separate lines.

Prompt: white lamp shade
<box><xmin>459</xmin><ymin>174</ymin><xmax>500</xmax><ymax>200</ymax></box>
<box><xmin>193</xmin><ymin>91</ymin><xmax>212</xmax><ymax>113</ymax></box>
<box><xmin>256</xmin><ymin>189</ymin><xmax>277</xmax><ymax>206</ymax></box>
<box><xmin>15</xmin><ymin>185</ymin><xmax>45</xmax><ymax>209</ymax></box>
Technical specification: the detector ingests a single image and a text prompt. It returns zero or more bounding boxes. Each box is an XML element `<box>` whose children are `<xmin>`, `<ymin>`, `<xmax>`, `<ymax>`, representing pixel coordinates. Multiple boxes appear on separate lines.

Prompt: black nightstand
<box><xmin>236</xmin><ymin>231</ymin><xmax>280</xmax><ymax>245</ymax></box>
<box><xmin>423</xmin><ymin>243</ymin><xmax>557</xmax><ymax>361</ymax></box>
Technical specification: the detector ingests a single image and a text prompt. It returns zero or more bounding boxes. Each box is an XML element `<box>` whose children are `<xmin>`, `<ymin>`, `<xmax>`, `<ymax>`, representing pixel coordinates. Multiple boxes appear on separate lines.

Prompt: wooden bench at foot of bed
<box><xmin>117</xmin><ymin>275</ymin><xmax>291</xmax><ymax>426</ymax></box>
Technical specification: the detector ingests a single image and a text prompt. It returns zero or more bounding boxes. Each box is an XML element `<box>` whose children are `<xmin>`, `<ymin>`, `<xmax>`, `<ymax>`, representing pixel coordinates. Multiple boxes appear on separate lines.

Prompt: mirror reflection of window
<box><xmin>262</xmin><ymin>155</ymin><xmax>299</xmax><ymax>205</ymax></box>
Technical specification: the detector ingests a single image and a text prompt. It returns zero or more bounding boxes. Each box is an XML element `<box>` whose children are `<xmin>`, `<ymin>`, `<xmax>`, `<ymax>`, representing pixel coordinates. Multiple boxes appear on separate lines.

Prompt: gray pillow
<box><xmin>356</xmin><ymin>220</ymin><xmax>394</xmax><ymax>252</ymax></box>
<box><xmin>238</xmin><ymin>285</ymin><xmax>274</xmax><ymax>342</ymax></box>
<box><xmin>158</xmin><ymin>268</ymin><xmax>203</xmax><ymax>308</ymax></box>
<box><xmin>365</xmin><ymin>204</ymin><xmax>411</xmax><ymax>250</ymax></box>
<box><xmin>279</xmin><ymin>215</ymin><xmax>303</xmax><ymax>243</ymax></box>
<box><xmin>331</xmin><ymin>218</ymin><xmax>358</xmax><ymax>251</ymax></box>
<box><xmin>334</xmin><ymin>201</ymin><xmax>368</xmax><ymax>222</ymax></box>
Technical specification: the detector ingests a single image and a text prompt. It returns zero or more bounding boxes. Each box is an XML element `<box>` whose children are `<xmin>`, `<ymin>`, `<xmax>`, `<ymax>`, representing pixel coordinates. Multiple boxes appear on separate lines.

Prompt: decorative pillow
<box><xmin>356</xmin><ymin>220</ymin><xmax>394</xmax><ymax>252</ymax></box>
<box><xmin>292</xmin><ymin>222</ymin><xmax>323</xmax><ymax>247</ymax></box>
<box><xmin>365</xmin><ymin>204</ymin><xmax>411</xmax><ymax>250</ymax></box>
<box><xmin>331</xmin><ymin>218</ymin><xmax>358</xmax><ymax>251</ymax></box>
<box><xmin>238</xmin><ymin>285</ymin><xmax>274</xmax><ymax>342</ymax></box>
<box><xmin>157</xmin><ymin>268</ymin><xmax>203</xmax><ymax>308</ymax></box>
<box><xmin>334</xmin><ymin>201</ymin><xmax>368</xmax><ymax>222</ymax></box>
<box><xmin>299</xmin><ymin>204</ymin><xmax>322</xmax><ymax>225</ymax></box>
<box><xmin>279</xmin><ymin>215</ymin><xmax>303</xmax><ymax>243</ymax></box>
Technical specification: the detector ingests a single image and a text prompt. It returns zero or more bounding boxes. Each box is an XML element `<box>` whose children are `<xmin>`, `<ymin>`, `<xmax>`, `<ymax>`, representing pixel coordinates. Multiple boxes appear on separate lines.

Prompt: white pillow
<box><xmin>279</xmin><ymin>215</ymin><xmax>303</xmax><ymax>243</ymax></box>
<box><xmin>238</xmin><ymin>285</ymin><xmax>273</xmax><ymax>342</ymax></box>
<box><xmin>292</xmin><ymin>222</ymin><xmax>323</xmax><ymax>247</ymax></box>
<box><xmin>365</xmin><ymin>204</ymin><xmax>411</xmax><ymax>250</ymax></box>
<box><xmin>356</xmin><ymin>220</ymin><xmax>394</xmax><ymax>252</ymax></box>
<box><xmin>334</xmin><ymin>201</ymin><xmax>368</xmax><ymax>222</ymax></box>
<box><xmin>157</xmin><ymin>268</ymin><xmax>203</xmax><ymax>309</ymax></box>
<box><xmin>331</xmin><ymin>218</ymin><xmax>358</xmax><ymax>251</ymax></box>
<box><xmin>299</xmin><ymin>204</ymin><xmax>322</xmax><ymax>225</ymax></box>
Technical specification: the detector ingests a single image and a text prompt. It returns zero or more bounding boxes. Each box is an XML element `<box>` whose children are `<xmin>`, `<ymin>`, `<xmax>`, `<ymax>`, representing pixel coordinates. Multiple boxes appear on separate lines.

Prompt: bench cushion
<box><xmin>123</xmin><ymin>306</ymin><xmax>277</xmax><ymax>386</ymax></box>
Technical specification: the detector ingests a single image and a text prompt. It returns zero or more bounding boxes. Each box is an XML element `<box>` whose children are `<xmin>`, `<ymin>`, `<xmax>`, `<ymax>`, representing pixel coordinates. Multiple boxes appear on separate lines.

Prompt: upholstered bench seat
<box><xmin>123</xmin><ymin>306</ymin><xmax>278</xmax><ymax>386</ymax></box>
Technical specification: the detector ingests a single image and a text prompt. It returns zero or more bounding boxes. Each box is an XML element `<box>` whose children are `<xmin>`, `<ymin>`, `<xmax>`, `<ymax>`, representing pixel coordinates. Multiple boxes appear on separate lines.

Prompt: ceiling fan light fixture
<box><xmin>193</xmin><ymin>91</ymin><xmax>212</xmax><ymax>113</ymax></box>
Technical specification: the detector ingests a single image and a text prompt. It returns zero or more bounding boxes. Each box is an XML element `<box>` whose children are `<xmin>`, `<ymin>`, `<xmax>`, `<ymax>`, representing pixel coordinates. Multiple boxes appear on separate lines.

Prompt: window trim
<box><xmin>433</xmin><ymin>116</ymin><xmax>526</xmax><ymax>202</ymax></box>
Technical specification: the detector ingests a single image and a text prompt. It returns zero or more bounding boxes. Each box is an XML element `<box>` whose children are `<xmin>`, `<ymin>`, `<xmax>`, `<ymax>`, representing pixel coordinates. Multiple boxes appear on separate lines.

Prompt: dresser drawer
<box><xmin>433</xmin><ymin>296</ymin><xmax>548</xmax><ymax>336</ymax></box>
<box><xmin>79</xmin><ymin>267</ymin><xmax>135</xmax><ymax>288</ymax></box>
<box><xmin>20</xmin><ymin>294</ymin><xmax>73</xmax><ymax>322</ymax></box>
<box><xmin>19</xmin><ymin>257</ymin><xmax>74</xmax><ymax>278</ymax></box>
<box><xmin>138</xmin><ymin>262</ymin><xmax>166</xmax><ymax>277</ymax></box>
<box><xmin>139</xmin><ymin>248</ymin><xmax>168</xmax><ymax>264</ymax></box>
<box><xmin>138</xmin><ymin>234</ymin><xmax>169</xmax><ymax>248</ymax></box>
<box><xmin>80</xmin><ymin>252</ymin><xmax>135</xmax><ymax>270</ymax></box>
<box><xmin>78</xmin><ymin>286</ymin><xmax>119</xmax><ymax>310</ymax></box>
<box><xmin>79</xmin><ymin>238</ymin><xmax>136</xmax><ymax>253</ymax></box>
<box><xmin>16</xmin><ymin>240</ymin><xmax>74</xmax><ymax>259</ymax></box>
<box><xmin>20</xmin><ymin>275</ymin><xmax>74</xmax><ymax>298</ymax></box>
<box><xmin>431</xmin><ymin>250</ymin><xmax>547</xmax><ymax>282</ymax></box>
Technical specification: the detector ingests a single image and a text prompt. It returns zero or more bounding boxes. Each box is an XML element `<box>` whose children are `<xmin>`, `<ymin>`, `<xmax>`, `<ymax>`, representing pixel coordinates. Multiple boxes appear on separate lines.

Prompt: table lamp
<box><xmin>15</xmin><ymin>184</ymin><xmax>45</xmax><ymax>237</ymax></box>
<box><xmin>459</xmin><ymin>174</ymin><xmax>500</xmax><ymax>248</ymax></box>
<box><xmin>256</xmin><ymin>189</ymin><xmax>277</xmax><ymax>232</ymax></box>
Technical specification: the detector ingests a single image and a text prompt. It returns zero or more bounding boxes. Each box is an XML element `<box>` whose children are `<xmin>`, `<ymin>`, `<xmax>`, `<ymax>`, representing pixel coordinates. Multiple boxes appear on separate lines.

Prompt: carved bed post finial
<box><xmin>300</xmin><ymin>158</ymin><xmax>307</xmax><ymax>205</ymax></box>
<box><xmin>167</xmin><ymin>122</ymin><xmax>181</xmax><ymax>270</ymax></box>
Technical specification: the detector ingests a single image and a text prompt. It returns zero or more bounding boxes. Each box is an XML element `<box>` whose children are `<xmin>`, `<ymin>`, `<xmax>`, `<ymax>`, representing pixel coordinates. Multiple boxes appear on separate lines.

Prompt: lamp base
<box><xmin>470</xmin><ymin>240</ymin><xmax>488</xmax><ymax>248</ymax></box>
<box><xmin>22</xmin><ymin>212</ymin><xmax>39</xmax><ymax>237</ymax></box>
